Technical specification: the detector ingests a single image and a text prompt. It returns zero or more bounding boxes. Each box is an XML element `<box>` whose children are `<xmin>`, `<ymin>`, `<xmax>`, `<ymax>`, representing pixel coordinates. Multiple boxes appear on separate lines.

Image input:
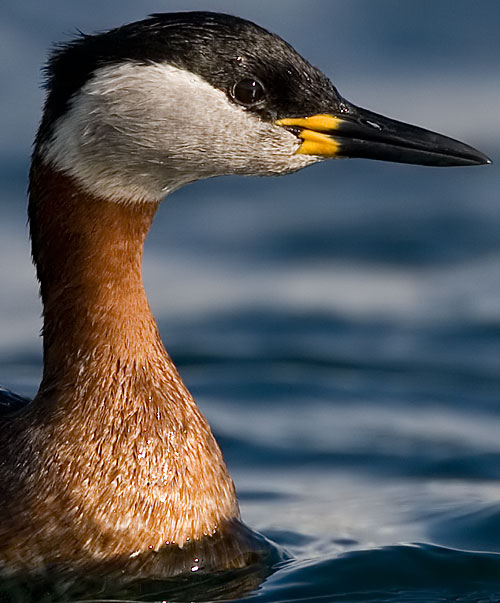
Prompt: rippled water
<box><xmin>1</xmin><ymin>1</ymin><xmax>500</xmax><ymax>601</ymax></box>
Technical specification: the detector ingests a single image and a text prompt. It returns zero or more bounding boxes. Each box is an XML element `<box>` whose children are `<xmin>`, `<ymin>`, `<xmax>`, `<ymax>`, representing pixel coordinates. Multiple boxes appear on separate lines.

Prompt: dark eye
<box><xmin>231</xmin><ymin>78</ymin><xmax>266</xmax><ymax>106</ymax></box>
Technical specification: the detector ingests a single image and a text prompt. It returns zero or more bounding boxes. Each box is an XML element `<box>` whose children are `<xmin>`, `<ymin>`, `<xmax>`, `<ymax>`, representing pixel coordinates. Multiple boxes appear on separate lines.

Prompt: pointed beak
<box><xmin>276</xmin><ymin>102</ymin><xmax>491</xmax><ymax>167</ymax></box>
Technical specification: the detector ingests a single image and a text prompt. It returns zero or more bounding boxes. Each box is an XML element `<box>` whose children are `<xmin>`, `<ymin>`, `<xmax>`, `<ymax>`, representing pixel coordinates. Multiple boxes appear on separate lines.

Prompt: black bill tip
<box><xmin>335</xmin><ymin>104</ymin><xmax>491</xmax><ymax>167</ymax></box>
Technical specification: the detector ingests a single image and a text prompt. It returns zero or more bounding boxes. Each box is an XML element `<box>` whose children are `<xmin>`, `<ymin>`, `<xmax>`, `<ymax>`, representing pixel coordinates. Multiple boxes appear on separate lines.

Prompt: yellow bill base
<box><xmin>296</xmin><ymin>129</ymin><xmax>339</xmax><ymax>156</ymax></box>
<box><xmin>275</xmin><ymin>114</ymin><xmax>342</xmax><ymax>132</ymax></box>
<box><xmin>276</xmin><ymin>113</ymin><xmax>342</xmax><ymax>157</ymax></box>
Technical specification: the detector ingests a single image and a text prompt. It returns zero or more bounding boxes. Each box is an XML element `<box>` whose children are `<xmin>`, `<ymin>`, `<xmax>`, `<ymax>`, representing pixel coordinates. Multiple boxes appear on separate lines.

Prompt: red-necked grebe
<box><xmin>0</xmin><ymin>11</ymin><xmax>490</xmax><ymax>577</ymax></box>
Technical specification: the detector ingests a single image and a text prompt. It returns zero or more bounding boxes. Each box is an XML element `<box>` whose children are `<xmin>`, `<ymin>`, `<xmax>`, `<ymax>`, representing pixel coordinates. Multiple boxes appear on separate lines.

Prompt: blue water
<box><xmin>1</xmin><ymin>1</ymin><xmax>500</xmax><ymax>601</ymax></box>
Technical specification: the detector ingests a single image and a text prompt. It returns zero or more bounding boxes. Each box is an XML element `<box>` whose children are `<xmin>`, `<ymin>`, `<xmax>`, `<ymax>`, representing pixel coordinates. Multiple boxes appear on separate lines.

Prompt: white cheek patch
<box><xmin>41</xmin><ymin>62</ymin><xmax>317</xmax><ymax>204</ymax></box>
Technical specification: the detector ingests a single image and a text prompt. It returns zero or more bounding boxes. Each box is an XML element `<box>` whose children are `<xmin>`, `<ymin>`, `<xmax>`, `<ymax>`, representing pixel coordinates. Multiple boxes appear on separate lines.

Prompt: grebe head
<box><xmin>36</xmin><ymin>11</ymin><xmax>489</xmax><ymax>205</ymax></box>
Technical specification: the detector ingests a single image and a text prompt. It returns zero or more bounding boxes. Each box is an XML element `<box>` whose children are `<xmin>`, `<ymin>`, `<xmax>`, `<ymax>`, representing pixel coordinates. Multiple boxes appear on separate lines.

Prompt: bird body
<box><xmin>0</xmin><ymin>11</ymin><xmax>489</xmax><ymax>578</ymax></box>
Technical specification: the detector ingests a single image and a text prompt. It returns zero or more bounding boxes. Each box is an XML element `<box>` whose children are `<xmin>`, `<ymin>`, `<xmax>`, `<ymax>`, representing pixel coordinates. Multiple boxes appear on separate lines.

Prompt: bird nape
<box><xmin>0</xmin><ymin>10</ymin><xmax>490</xmax><ymax>592</ymax></box>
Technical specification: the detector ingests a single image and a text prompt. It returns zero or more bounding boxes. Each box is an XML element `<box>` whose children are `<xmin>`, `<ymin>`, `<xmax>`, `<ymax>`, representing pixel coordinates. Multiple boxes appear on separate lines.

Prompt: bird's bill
<box><xmin>276</xmin><ymin>105</ymin><xmax>490</xmax><ymax>167</ymax></box>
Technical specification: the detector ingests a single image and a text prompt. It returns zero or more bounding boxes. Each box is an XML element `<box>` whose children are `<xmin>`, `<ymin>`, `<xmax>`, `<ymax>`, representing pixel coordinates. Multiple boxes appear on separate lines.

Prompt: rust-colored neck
<box><xmin>30</xmin><ymin>160</ymin><xmax>159</xmax><ymax>382</ymax></box>
<box><xmin>21</xmin><ymin>158</ymin><xmax>239</xmax><ymax>556</ymax></box>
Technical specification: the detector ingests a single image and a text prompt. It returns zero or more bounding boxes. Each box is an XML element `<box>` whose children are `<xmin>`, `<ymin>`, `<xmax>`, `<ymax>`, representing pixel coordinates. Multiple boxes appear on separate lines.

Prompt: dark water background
<box><xmin>1</xmin><ymin>1</ymin><xmax>500</xmax><ymax>601</ymax></box>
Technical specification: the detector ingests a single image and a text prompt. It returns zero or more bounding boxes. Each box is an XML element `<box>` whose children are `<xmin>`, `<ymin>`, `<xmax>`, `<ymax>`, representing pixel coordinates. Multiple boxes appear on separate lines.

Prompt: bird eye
<box><xmin>231</xmin><ymin>78</ymin><xmax>266</xmax><ymax>106</ymax></box>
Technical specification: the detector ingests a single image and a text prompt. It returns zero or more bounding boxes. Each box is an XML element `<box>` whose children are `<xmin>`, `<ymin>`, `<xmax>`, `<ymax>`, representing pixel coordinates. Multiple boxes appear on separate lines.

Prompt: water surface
<box><xmin>1</xmin><ymin>1</ymin><xmax>500</xmax><ymax>601</ymax></box>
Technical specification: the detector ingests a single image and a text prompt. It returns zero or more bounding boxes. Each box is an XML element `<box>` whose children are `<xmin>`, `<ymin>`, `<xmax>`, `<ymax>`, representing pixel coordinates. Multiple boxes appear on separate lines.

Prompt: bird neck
<box><xmin>30</xmin><ymin>160</ymin><xmax>159</xmax><ymax>379</ymax></box>
<box><xmin>26</xmin><ymin>158</ymin><xmax>240</xmax><ymax>551</ymax></box>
